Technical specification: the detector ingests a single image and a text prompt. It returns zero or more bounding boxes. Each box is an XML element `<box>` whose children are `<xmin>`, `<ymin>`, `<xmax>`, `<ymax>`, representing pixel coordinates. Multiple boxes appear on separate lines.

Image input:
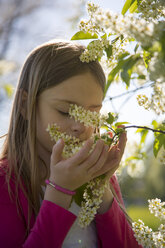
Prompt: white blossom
<box><xmin>132</xmin><ymin>219</ymin><xmax>155</xmax><ymax>247</ymax></box>
<box><xmin>137</xmin><ymin>94</ymin><xmax>151</xmax><ymax>110</ymax></box>
<box><xmin>46</xmin><ymin>104</ymin><xmax>113</xmax><ymax>228</ymax></box>
<box><xmin>137</xmin><ymin>83</ymin><xmax>165</xmax><ymax>115</ymax></box>
<box><xmin>79</xmin><ymin>2</ymin><xmax>165</xmax><ymax>86</ymax></box>
<box><xmin>78</xmin><ymin>179</ymin><xmax>109</xmax><ymax>228</ymax></box>
<box><xmin>133</xmin><ymin>199</ymin><xmax>165</xmax><ymax>247</ymax></box>
<box><xmin>137</xmin><ymin>0</ymin><xmax>165</xmax><ymax>21</ymax></box>
<box><xmin>69</xmin><ymin>104</ymin><xmax>107</xmax><ymax>128</ymax></box>
<box><xmin>148</xmin><ymin>198</ymin><xmax>165</xmax><ymax>221</ymax></box>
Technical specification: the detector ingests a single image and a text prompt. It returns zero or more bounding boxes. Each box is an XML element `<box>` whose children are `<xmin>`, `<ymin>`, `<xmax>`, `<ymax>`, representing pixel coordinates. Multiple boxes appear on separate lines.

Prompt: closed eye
<box><xmin>58</xmin><ymin>110</ymin><xmax>69</xmax><ymax>116</ymax></box>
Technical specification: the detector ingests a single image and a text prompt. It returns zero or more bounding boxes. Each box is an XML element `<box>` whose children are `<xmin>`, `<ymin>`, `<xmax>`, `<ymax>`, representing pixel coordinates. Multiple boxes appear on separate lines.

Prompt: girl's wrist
<box><xmin>44</xmin><ymin>184</ymin><xmax>72</xmax><ymax>210</ymax></box>
<box><xmin>45</xmin><ymin>179</ymin><xmax>76</xmax><ymax>195</ymax></box>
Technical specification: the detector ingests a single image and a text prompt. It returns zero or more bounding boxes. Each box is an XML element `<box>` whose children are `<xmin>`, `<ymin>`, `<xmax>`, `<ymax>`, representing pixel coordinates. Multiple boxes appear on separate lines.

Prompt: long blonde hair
<box><xmin>0</xmin><ymin>39</ymin><xmax>132</xmax><ymax>233</ymax></box>
<box><xmin>0</xmin><ymin>40</ymin><xmax>106</xmax><ymax>232</ymax></box>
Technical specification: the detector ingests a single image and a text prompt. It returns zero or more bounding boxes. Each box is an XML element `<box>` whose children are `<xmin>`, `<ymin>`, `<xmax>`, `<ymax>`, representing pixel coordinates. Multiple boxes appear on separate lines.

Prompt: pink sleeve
<box><xmin>23</xmin><ymin>200</ymin><xmax>76</xmax><ymax>248</ymax></box>
<box><xmin>95</xmin><ymin>175</ymin><xmax>143</xmax><ymax>248</ymax></box>
<box><xmin>0</xmin><ymin>173</ymin><xmax>76</xmax><ymax>248</ymax></box>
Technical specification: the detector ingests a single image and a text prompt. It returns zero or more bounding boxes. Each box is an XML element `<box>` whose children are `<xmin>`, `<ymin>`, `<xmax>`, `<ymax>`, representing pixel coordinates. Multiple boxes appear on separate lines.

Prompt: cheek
<box><xmin>86</xmin><ymin>127</ymin><xmax>95</xmax><ymax>138</ymax></box>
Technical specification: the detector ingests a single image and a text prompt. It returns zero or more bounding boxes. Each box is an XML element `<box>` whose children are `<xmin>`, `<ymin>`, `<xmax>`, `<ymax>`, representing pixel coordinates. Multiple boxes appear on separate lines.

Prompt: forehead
<box><xmin>41</xmin><ymin>72</ymin><xmax>104</xmax><ymax>107</ymax></box>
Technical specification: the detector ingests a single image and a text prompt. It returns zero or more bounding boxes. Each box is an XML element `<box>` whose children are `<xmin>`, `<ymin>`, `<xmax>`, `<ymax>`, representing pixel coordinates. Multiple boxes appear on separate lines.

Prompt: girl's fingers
<box><xmin>87</xmin><ymin>145</ymin><xmax>109</xmax><ymax>175</ymax></box>
<box><xmin>68</xmin><ymin>138</ymin><xmax>94</xmax><ymax>166</ymax></box>
<box><xmin>117</xmin><ymin>131</ymin><xmax>127</xmax><ymax>158</ymax></box>
<box><xmin>91</xmin><ymin>148</ymin><xmax>120</xmax><ymax>178</ymax></box>
<box><xmin>81</xmin><ymin>139</ymin><xmax>106</xmax><ymax>170</ymax></box>
<box><xmin>51</xmin><ymin>139</ymin><xmax>65</xmax><ymax>165</ymax></box>
<box><xmin>92</xmin><ymin>156</ymin><xmax>120</xmax><ymax>179</ymax></box>
<box><xmin>108</xmin><ymin>144</ymin><xmax>117</xmax><ymax>157</ymax></box>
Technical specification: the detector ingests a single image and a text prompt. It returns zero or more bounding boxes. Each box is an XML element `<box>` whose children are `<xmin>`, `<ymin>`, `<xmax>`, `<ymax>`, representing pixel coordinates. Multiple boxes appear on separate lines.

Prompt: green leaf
<box><xmin>128</xmin><ymin>37</ymin><xmax>136</xmax><ymax>42</ymax></box>
<box><xmin>134</xmin><ymin>44</ymin><xmax>139</xmax><ymax>53</ymax></box>
<box><xmin>105</xmin><ymin>45</ymin><xmax>113</xmax><ymax>58</ymax></box>
<box><xmin>153</xmin><ymin>134</ymin><xmax>165</xmax><ymax>157</ymax></box>
<box><xmin>71</xmin><ymin>31</ymin><xmax>98</xmax><ymax>40</ymax></box>
<box><xmin>120</xmin><ymin>34</ymin><xmax>124</xmax><ymax>41</ymax></box>
<box><xmin>116</xmin><ymin>127</ymin><xmax>125</xmax><ymax>134</ymax></box>
<box><xmin>138</xmin><ymin>75</ymin><xmax>146</xmax><ymax>80</ymax></box>
<box><xmin>100</xmin><ymin>125</ymin><xmax>109</xmax><ymax>131</ymax></box>
<box><xmin>101</xmin><ymin>33</ymin><xmax>107</xmax><ymax>39</ymax></box>
<box><xmin>122</xmin><ymin>0</ymin><xmax>135</xmax><ymax>15</ymax></box>
<box><xmin>104</xmin><ymin>54</ymin><xmax>139</xmax><ymax>96</ymax></box>
<box><xmin>104</xmin><ymin>60</ymin><xmax>125</xmax><ymax>97</ymax></box>
<box><xmin>73</xmin><ymin>183</ymin><xmax>87</xmax><ymax>206</ymax></box>
<box><xmin>3</xmin><ymin>84</ymin><xmax>13</xmax><ymax>97</ymax></box>
<box><xmin>120</xmin><ymin>69</ymin><xmax>130</xmax><ymax>86</ymax></box>
<box><xmin>143</xmin><ymin>50</ymin><xmax>152</xmax><ymax>68</ymax></box>
<box><xmin>152</xmin><ymin>120</ymin><xmax>158</xmax><ymax>129</ymax></box>
<box><xmin>115</xmin><ymin>122</ymin><xmax>129</xmax><ymax>127</ymax></box>
<box><xmin>106</xmin><ymin>112</ymin><xmax>115</xmax><ymax>125</ymax></box>
<box><xmin>129</xmin><ymin>0</ymin><xmax>138</xmax><ymax>13</ymax></box>
<box><xmin>118</xmin><ymin>52</ymin><xmax>130</xmax><ymax>60</ymax></box>
<box><xmin>120</xmin><ymin>54</ymin><xmax>141</xmax><ymax>86</ymax></box>
<box><xmin>140</xmin><ymin>129</ymin><xmax>149</xmax><ymax>144</ymax></box>
<box><xmin>125</xmin><ymin>155</ymin><xmax>141</xmax><ymax>161</ymax></box>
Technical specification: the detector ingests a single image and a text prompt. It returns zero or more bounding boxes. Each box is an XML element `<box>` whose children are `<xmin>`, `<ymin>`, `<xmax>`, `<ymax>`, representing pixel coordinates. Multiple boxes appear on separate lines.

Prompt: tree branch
<box><xmin>123</xmin><ymin>125</ymin><xmax>165</xmax><ymax>134</ymax></box>
<box><xmin>105</xmin><ymin>82</ymin><xmax>154</xmax><ymax>101</ymax></box>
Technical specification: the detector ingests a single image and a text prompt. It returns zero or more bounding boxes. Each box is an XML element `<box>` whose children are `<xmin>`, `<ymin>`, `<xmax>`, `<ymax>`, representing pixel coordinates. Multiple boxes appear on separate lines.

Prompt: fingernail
<box><xmin>56</xmin><ymin>139</ymin><xmax>61</xmax><ymax>145</ymax></box>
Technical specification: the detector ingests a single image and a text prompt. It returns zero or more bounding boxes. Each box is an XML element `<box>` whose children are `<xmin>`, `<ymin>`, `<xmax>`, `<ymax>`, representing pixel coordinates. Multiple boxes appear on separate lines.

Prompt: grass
<box><xmin>126</xmin><ymin>205</ymin><xmax>161</xmax><ymax>231</ymax></box>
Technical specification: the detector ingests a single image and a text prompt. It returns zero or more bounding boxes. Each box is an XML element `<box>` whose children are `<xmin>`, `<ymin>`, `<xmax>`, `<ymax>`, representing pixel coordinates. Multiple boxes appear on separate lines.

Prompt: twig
<box><xmin>105</xmin><ymin>82</ymin><xmax>154</xmax><ymax>101</ymax></box>
<box><xmin>123</xmin><ymin>125</ymin><xmax>165</xmax><ymax>134</ymax></box>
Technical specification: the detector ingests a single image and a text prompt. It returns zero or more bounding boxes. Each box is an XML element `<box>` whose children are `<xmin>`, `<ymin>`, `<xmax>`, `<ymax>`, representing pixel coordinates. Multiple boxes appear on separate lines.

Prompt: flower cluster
<box><xmin>79</xmin><ymin>3</ymin><xmax>128</xmax><ymax>65</ymax></box>
<box><xmin>150</xmin><ymin>82</ymin><xmax>165</xmax><ymax>115</ymax></box>
<box><xmin>69</xmin><ymin>103</ymin><xmax>107</xmax><ymax>128</ymax></box>
<box><xmin>132</xmin><ymin>220</ymin><xmax>154</xmax><ymax>247</ymax></box>
<box><xmin>136</xmin><ymin>94</ymin><xmax>151</xmax><ymax>110</ymax></box>
<box><xmin>80</xmin><ymin>38</ymin><xmax>109</xmax><ymax>63</ymax></box>
<box><xmin>154</xmin><ymin>224</ymin><xmax>165</xmax><ymax>247</ymax></box>
<box><xmin>137</xmin><ymin>0</ymin><xmax>165</xmax><ymax>21</ymax></box>
<box><xmin>78</xmin><ymin>178</ymin><xmax>109</xmax><ymax>227</ymax></box>
<box><xmin>149</xmin><ymin>53</ymin><xmax>165</xmax><ymax>84</ymax></box>
<box><xmin>127</xmin><ymin>159</ymin><xmax>145</xmax><ymax>178</ymax></box>
<box><xmin>148</xmin><ymin>198</ymin><xmax>165</xmax><ymax>221</ymax></box>
<box><xmin>79</xmin><ymin>2</ymin><xmax>165</xmax><ymax>86</ymax></box>
<box><xmin>132</xmin><ymin>198</ymin><xmax>165</xmax><ymax>247</ymax></box>
<box><xmin>47</xmin><ymin>104</ymin><xmax>114</xmax><ymax>228</ymax></box>
<box><xmin>120</xmin><ymin>141</ymin><xmax>146</xmax><ymax>178</ymax></box>
<box><xmin>137</xmin><ymin>83</ymin><xmax>165</xmax><ymax>115</ymax></box>
<box><xmin>79</xmin><ymin>2</ymin><xmax>104</xmax><ymax>35</ymax></box>
<box><xmin>46</xmin><ymin>123</ymin><xmax>84</xmax><ymax>158</ymax></box>
<box><xmin>79</xmin><ymin>2</ymin><xmax>159</xmax><ymax>48</ymax></box>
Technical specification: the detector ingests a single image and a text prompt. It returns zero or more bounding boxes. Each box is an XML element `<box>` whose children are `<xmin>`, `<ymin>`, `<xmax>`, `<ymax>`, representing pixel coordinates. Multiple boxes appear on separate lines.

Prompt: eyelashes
<box><xmin>58</xmin><ymin>110</ymin><xmax>69</xmax><ymax>116</ymax></box>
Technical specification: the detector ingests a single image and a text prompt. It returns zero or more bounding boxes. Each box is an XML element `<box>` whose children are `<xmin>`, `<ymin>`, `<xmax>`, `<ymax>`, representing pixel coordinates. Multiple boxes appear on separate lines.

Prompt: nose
<box><xmin>70</xmin><ymin>120</ymin><xmax>86</xmax><ymax>137</ymax></box>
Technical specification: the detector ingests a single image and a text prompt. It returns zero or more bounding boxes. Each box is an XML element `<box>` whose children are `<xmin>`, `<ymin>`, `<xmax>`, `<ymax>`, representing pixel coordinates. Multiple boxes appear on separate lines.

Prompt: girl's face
<box><xmin>36</xmin><ymin>71</ymin><xmax>103</xmax><ymax>157</ymax></box>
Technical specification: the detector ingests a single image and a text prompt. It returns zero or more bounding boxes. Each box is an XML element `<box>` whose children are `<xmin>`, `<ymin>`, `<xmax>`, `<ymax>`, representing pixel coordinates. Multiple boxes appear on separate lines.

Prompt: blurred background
<box><xmin>0</xmin><ymin>0</ymin><xmax>164</xmax><ymax>230</ymax></box>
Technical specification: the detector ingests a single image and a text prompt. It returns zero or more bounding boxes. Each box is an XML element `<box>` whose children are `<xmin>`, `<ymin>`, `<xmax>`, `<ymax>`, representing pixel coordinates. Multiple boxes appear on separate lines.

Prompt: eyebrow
<box><xmin>52</xmin><ymin>99</ymin><xmax>102</xmax><ymax>108</ymax></box>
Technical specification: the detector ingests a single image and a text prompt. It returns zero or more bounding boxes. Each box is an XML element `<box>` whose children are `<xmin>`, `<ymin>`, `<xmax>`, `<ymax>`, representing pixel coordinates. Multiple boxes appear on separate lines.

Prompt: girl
<box><xmin>0</xmin><ymin>40</ymin><xmax>142</xmax><ymax>248</ymax></box>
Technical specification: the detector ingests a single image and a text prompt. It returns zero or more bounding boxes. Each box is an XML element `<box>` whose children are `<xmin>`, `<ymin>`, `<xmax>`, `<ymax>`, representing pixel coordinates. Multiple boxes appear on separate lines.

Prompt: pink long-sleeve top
<box><xmin>0</xmin><ymin>160</ymin><xmax>142</xmax><ymax>248</ymax></box>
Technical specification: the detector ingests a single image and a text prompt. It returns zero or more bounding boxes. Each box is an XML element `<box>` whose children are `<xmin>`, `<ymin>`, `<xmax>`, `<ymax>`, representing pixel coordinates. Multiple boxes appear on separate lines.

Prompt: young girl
<box><xmin>0</xmin><ymin>40</ymin><xmax>142</xmax><ymax>248</ymax></box>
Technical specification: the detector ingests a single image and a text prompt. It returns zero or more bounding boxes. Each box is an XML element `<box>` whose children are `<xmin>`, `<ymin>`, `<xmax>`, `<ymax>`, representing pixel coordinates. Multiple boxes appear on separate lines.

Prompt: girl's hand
<box><xmin>94</xmin><ymin>127</ymin><xmax>127</xmax><ymax>214</ymax></box>
<box><xmin>90</xmin><ymin>127</ymin><xmax>127</xmax><ymax>179</ymax></box>
<box><xmin>49</xmin><ymin>138</ymin><xmax>109</xmax><ymax>191</ymax></box>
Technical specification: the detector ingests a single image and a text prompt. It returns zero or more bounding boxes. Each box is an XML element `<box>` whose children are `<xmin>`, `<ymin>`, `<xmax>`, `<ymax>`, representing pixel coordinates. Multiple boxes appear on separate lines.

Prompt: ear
<box><xmin>20</xmin><ymin>89</ymin><xmax>28</xmax><ymax>119</ymax></box>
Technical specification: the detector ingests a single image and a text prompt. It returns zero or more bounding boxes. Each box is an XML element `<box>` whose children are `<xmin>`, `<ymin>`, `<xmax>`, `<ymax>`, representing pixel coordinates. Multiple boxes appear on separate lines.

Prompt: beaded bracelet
<box><xmin>45</xmin><ymin>179</ymin><xmax>76</xmax><ymax>196</ymax></box>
